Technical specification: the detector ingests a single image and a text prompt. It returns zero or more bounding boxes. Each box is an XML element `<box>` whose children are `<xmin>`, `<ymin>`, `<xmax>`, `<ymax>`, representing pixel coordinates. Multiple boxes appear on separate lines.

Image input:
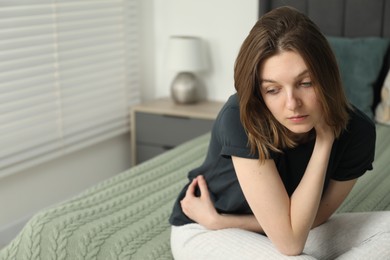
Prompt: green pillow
<box><xmin>327</xmin><ymin>36</ymin><xmax>390</xmax><ymax>119</ymax></box>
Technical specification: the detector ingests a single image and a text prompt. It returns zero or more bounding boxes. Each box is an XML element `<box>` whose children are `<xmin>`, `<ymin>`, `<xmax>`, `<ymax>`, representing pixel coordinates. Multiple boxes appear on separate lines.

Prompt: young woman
<box><xmin>169</xmin><ymin>6</ymin><xmax>390</xmax><ymax>259</ymax></box>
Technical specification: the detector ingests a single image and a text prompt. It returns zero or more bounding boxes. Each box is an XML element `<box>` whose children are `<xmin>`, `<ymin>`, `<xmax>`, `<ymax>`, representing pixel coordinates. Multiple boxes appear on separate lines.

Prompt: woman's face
<box><xmin>259</xmin><ymin>51</ymin><xmax>323</xmax><ymax>135</ymax></box>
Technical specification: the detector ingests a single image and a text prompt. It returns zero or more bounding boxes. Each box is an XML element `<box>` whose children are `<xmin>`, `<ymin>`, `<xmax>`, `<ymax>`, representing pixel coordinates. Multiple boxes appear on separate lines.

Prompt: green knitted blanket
<box><xmin>1</xmin><ymin>125</ymin><xmax>390</xmax><ymax>260</ymax></box>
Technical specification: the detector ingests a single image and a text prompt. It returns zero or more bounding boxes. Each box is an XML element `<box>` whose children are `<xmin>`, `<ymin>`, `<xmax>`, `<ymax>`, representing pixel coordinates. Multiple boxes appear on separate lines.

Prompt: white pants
<box><xmin>171</xmin><ymin>211</ymin><xmax>390</xmax><ymax>260</ymax></box>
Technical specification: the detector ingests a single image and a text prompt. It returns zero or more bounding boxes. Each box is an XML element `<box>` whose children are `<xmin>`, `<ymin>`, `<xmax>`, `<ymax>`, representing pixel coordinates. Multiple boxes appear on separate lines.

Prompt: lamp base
<box><xmin>171</xmin><ymin>72</ymin><xmax>198</xmax><ymax>104</ymax></box>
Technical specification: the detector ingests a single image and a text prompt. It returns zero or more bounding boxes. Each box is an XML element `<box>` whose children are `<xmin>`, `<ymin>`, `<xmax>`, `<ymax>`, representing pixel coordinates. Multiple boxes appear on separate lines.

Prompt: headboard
<box><xmin>259</xmin><ymin>0</ymin><xmax>390</xmax><ymax>37</ymax></box>
<box><xmin>258</xmin><ymin>0</ymin><xmax>390</xmax><ymax>109</ymax></box>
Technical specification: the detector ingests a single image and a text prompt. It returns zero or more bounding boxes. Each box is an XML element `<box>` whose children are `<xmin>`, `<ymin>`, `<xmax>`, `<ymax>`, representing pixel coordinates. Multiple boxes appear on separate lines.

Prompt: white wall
<box><xmin>0</xmin><ymin>0</ymin><xmax>259</xmax><ymax>246</ymax></box>
<box><xmin>139</xmin><ymin>0</ymin><xmax>156</xmax><ymax>101</ymax></box>
<box><xmin>153</xmin><ymin>0</ymin><xmax>258</xmax><ymax>102</ymax></box>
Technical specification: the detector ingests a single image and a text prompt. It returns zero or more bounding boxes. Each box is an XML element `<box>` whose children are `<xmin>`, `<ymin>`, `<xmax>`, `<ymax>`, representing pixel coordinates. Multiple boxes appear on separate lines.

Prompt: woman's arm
<box><xmin>182</xmin><ymin>123</ymin><xmax>337</xmax><ymax>255</ymax></box>
<box><xmin>181</xmin><ymin>176</ymin><xmax>357</xmax><ymax>234</ymax></box>
<box><xmin>232</xmin><ymin>126</ymin><xmax>334</xmax><ymax>256</ymax></box>
<box><xmin>180</xmin><ymin>175</ymin><xmax>264</xmax><ymax>233</ymax></box>
<box><xmin>312</xmin><ymin>178</ymin><xmax>357</xmax><ymax>227</ymax></box>
<box><xmin>181</xmin><ymin>133</ymin><xmax>333</xmax><ymax>255</ymax></box>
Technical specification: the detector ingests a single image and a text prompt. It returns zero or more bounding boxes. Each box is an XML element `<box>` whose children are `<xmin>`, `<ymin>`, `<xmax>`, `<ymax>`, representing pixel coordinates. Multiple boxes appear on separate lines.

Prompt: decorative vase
<box><xmin>171</xmin><ymin>72</ymin><xmax>198</xmax><ymax>104</ymax></box>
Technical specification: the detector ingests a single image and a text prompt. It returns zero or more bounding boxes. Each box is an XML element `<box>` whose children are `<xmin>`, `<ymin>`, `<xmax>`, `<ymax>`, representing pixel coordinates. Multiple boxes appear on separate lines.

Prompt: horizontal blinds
<box><xmin>0</xmin><ymin>0</ymin><xmax>140</xmax><ymax>178</ymax></box>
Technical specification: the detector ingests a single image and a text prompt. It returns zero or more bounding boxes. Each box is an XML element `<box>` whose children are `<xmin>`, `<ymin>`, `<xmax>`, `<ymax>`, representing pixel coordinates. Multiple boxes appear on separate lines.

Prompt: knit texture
<box><xmin>1</xmin><ymin>125</ymin><xmax>390</xmax><ymax>260</ymax></box>
<box><xmin>0</xmin><ymin>133</ymin><xmax>210</xmax><ymax>260</ymax></box>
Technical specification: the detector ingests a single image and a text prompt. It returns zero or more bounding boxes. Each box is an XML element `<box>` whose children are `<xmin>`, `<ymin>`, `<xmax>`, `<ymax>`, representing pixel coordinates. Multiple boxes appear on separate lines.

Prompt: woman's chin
<box><xmin>286</xmin><ymin>125</ymin><xmax>313</xmax><ymax>135</ymax></box>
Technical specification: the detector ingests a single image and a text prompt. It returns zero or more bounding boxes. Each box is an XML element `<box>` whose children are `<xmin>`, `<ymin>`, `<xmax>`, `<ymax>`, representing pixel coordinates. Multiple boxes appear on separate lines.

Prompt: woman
<box><xmin>169</xmin><ymin>6</ymin><xmax>390</xmax><ymax>259</ymax></box>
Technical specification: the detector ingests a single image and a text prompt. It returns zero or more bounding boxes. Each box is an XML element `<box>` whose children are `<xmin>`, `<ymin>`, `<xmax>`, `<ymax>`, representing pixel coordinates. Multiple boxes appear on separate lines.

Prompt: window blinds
<box><xmin>0</xmin><ymin>0</ymin><xmax>140</xmax><ymax>178</ymax></box>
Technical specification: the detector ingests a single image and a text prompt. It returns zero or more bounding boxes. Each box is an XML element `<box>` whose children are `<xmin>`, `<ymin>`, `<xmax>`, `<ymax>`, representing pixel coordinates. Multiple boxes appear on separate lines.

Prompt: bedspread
<box><xmin>0</xmin><ymin>134</ymin><xmax>210</xmax><ymax>260</ymax></box>
<box><xmin>1</xmin><ymin>125</ymin><xmax>389</xmax><ymax>260</ymax></box>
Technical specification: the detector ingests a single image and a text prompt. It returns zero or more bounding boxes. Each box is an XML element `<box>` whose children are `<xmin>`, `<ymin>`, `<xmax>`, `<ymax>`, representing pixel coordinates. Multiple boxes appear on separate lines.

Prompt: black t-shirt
<box><xmin>169</xmin><ymin>93</ymin><xmax>376</xmax><ymax>226</ymax></box>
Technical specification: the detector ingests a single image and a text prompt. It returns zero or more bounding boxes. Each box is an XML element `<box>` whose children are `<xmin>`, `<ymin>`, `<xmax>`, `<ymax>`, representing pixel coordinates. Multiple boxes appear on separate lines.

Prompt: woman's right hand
<box><xmin>181</xmin><ymin>175</ymin><xmax>265</xmax><ymax>232</ymax></box>
<box><xmin>180</xmin><ymin>175</ymin><xmax>221</xmax><ymax>229</ymax></box>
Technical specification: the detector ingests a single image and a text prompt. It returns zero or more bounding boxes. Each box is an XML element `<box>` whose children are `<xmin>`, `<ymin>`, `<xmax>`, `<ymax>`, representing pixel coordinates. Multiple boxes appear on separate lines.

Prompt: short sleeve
<box><xmin>331</xmin><ymin>108</ymin><xmax>376</xmax><ymax>181</ymax></box>
<box><xmin>217</xmin><ymin>106</ymin><xmax>259</xmax><ymax>159</ymax></box>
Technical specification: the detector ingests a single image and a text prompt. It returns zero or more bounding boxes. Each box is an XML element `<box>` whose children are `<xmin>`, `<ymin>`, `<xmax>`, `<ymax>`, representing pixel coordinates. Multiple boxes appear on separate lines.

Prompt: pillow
<box><xmin>327</xmin><ymin>36</ymin><xmax>390</xmax><ymax>119</ymax></box>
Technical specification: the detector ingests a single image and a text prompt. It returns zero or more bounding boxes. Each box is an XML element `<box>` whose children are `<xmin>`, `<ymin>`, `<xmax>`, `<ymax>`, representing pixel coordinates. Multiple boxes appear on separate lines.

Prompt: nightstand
<box><xmin>130</xmin><ymin>98</ymin><xmax>224</xmax><ymax>165</ymax></box>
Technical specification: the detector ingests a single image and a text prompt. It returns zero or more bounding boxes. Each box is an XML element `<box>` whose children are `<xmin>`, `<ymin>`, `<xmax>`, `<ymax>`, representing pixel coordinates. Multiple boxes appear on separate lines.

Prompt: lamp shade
<box><xmin>166</xmin><ymin>36</ymin><xmax>207</xmax><ymax>72</ymax></box>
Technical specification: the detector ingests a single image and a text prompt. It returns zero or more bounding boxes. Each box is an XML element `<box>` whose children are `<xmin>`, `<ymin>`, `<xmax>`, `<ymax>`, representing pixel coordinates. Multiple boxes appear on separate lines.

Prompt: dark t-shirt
<box><xmin>169</xmin><ymin>93</ymin><xmax>376</xmax><ymax>226</ymax></box>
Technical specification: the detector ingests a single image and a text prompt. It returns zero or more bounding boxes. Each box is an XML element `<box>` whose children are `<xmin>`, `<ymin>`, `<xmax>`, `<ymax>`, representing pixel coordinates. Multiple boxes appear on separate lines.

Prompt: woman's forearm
<box><xmin>288</xmin><ymin>137</ymin><xmax>333</xmax><ymax>245</ymax></box>
<box><xmin>210</xmin><ymin>213</ymin><xmax>264</xmax><ymax>233</ymax></box>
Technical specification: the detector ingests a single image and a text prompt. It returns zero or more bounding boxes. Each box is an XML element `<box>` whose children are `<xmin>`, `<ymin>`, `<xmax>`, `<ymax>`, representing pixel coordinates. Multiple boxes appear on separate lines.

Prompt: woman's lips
<box><xmin>287</xmin><ymin>115</ymin><xmax>308</xmax><ymax>123</ymax></box>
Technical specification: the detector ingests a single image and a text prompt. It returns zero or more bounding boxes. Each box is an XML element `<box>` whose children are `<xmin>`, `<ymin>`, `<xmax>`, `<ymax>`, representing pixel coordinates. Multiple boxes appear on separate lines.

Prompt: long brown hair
<box><xmin>234</xmin><ymin>6</ymin><xmax>351</xmax><ymax>162</ymax></box>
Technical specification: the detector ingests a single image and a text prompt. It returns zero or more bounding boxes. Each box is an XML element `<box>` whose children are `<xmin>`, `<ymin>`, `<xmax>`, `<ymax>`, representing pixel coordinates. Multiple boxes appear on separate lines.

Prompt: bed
<box><xmin>1</xmin><ymin>0</ymin><xmax>390</xmax><ymax>259</ymax></box>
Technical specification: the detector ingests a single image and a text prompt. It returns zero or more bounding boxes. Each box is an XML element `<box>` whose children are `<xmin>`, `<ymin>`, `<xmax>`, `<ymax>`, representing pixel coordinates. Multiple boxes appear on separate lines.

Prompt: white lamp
<box><xmin>166</xmin><ymin>36</ymin><xmax>208</xmax><ymax>104</ymax></box>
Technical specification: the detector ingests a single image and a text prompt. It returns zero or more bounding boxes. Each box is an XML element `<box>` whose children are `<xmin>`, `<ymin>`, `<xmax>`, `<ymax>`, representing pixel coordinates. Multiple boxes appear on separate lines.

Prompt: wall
<box><xmin>139</xmin><ymin>0</ymin><xmax>156</xmax><ymax>101</ymax></box>
<box><xmin>152</xmin><ymin>0</ymin><xmax>258</xmax><ymax>102</ymax></box>
<box><xmin>0</xmin><ymin>0</ymin><xmax>258</xmax><ymax>246</ymax></box>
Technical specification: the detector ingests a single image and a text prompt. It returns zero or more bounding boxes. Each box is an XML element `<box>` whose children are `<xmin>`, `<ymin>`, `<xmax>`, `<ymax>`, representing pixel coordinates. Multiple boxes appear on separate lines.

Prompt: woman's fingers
<box><xmin>184</xmin><ymin>175</ymin><xmax>210</xmax><ymax>200</ymax></box>
<box><xmin>185</xmin><ymin>177</ymin><xmax>198</xmax><ymax>197</ymax></box>
<box><xmin>197</xmin><ymin>175</ymin><xmax>210</xmax><ymax>199</ymax></box>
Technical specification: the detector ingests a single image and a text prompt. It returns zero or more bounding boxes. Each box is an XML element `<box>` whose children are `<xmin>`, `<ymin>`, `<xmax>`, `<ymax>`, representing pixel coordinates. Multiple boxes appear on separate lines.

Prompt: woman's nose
<box><xmin>286</xmin><ymin>92</ymin><xmax>302</xmax><ymax>111</ymax></box>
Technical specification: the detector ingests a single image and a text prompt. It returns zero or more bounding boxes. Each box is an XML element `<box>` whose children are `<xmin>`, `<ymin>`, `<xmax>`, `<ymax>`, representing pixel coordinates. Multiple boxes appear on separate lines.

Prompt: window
<box><xmin>0</xmin><ymin>0</ymin><xmax>140</xmax><ymax>177</ymax></box>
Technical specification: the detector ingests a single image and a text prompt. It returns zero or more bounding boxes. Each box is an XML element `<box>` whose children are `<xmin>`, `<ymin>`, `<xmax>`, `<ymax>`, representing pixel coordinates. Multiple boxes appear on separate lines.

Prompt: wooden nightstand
<box><xmin>130</xmin><ymin>97</ymin><xmax>224</xmax><ymax>165</ymax></box>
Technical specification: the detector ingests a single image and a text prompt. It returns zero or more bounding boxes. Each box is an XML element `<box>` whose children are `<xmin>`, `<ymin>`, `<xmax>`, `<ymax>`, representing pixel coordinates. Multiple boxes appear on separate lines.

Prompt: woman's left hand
<box><xmin>180</xmin><ymin>175</ymin><xmax>220</xmax><ymax>229</ymax></box>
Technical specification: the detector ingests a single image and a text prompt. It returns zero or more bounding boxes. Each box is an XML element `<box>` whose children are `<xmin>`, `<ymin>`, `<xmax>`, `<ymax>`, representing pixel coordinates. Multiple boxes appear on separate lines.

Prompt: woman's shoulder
<box><xmin>330</xmin><ymin>106</ymin><xmax>376</xmax><ymax>181</ymax></box>
<box><xmin>213</xmin><ymin>93</ymin><xmax>252</xmax><ymax>151</ymax></box>
<box><xmin>338</xmin><ymin>106</ymin><xmax>376</xmax><ymax>148</ymax></box>
<box><xmin>215</xmin><ymin>93</ymin><xmax>240</xmax><ymax>124</ymax></box>
<box><xmin>346</xmin><ymin>106</ymin><xmax>376</xmax><ymax>135</ymax></box>
<box><xmin>222</xmin><ymin>93</ymin><xmax>240</xmax><ymax>110</ymax></box>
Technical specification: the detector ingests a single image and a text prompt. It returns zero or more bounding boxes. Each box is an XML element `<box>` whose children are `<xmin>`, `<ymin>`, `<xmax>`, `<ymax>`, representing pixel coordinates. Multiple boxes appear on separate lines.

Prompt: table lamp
<box><xmin>166</xmin><ymin>36</ymin><xmax>208</xmax><ymax>104</ymax></box>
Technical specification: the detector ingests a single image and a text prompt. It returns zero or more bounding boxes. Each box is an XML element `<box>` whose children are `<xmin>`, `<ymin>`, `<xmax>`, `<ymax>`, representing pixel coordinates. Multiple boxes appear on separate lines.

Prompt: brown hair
<box><xmin>234</xmin><ymin>6</ymin><xmax>351</xmax><ymax>162</ymax></box>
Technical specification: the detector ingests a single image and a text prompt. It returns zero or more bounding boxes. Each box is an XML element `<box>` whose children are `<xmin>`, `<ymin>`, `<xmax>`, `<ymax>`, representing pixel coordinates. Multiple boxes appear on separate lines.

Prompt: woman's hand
<box><xmin>314</xmin><ymin>115</ymin><xmax>335</xmax><ymax>144</ymax></box>
<box><xmin>182</xmin><ymin>175</ymin><xmax>265</xmax><ymax>232</ymax></box>
<box><xmin>180</xmin><ymin>175</ymin><xmax>220</xmax><ymax>229</ymax></box>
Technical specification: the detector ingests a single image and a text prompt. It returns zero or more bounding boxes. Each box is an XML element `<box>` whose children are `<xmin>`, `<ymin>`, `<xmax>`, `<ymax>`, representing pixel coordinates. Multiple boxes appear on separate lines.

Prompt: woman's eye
<box><xmin>300</xmin><ymin>81</ymin><xmax>312</xmax><ymax>87</ymax></box>
<box><xmin>266</xmin><ymin>88</ymin><xmax>279</xmax><ymax>94</ymax></box>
